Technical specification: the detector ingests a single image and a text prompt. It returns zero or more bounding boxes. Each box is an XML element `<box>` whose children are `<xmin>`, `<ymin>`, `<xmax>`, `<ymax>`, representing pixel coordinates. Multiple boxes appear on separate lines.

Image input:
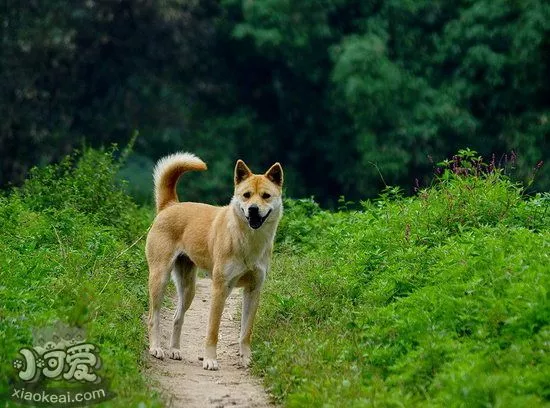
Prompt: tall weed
<box><xmin>0</xmin><ymin>149</ymin><xmax>158</xmax><ymax>406</ymax></box>
<box><xmin>255</xmin><ymin>152</ymin><xmax>550</xmax><ymax>406</ymax></box>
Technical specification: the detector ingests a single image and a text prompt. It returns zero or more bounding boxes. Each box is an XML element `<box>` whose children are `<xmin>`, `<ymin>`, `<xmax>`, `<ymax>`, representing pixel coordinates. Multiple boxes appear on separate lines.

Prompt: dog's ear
<box><xmin>265</xmin><ymin>162</ymin><xmax>283</xmax><ymax>187</ymax></box>
<box><xmin>235</xmin><ymin>160</ymin><xmax>253</xmax><ymax>185</ymax></box>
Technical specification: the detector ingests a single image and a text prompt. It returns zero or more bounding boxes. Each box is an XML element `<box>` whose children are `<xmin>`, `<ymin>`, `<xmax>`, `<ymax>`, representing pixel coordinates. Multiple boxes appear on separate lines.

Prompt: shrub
<box><xmin>0</xmin><ymin>149</ymin><xmax>159</xmax><ymax>407</ymax></box>
<box><xmin>254</xmin><ymin>152</ymin><xmax>550</xmax><ymax>406</ymax></box>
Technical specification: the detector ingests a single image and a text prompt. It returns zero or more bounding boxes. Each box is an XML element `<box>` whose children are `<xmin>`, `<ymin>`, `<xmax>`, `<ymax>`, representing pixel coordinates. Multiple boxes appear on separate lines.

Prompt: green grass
<box><xmin>254</xmin><ymin>158</ymin><xmax>550</xmax><ymax>407</ymax></box>
<box><xmin>1</xmin><ymin>148</ymin><xmax>548</xmax><ymax>407</ymax></box>
<box><xmin>0</xmin><ymin>148</ymin><xmax>161</xmax><ymax>407</ymax></box>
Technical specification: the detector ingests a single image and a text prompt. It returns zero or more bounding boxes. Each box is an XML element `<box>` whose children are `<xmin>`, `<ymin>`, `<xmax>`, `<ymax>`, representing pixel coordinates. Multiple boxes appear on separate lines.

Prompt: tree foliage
<box><xmin>1</xmin><ymin>0</ymin><xmax>219</xmax><ymax>186</ymax></box>
<box><xmin>1</xmin><ymin>0</ymin><xmax>548</xmax><ymax>205</ymax></box>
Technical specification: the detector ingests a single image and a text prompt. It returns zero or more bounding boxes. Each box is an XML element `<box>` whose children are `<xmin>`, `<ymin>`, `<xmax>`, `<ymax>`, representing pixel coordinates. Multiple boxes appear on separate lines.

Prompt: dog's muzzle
<box><xmin>245</xmin><ymin>205</ymin><xmax>272</xmax><ymax>230</ymax></box>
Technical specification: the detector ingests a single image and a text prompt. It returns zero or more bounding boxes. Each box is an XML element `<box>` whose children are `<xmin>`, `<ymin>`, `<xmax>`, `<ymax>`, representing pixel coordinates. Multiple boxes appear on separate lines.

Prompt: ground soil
<box><xmin>146</xmin><ymin>278</ymin><xmax>275</xmax><ymax>408</ymax></box>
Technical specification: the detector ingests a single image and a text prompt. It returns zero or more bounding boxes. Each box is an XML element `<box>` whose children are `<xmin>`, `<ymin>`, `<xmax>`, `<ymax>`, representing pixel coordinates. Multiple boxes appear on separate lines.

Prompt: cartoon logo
<box><xmin>8</xmin><ymin>321</ymin><xmax>115</xmax><ymax>407</ymax></box>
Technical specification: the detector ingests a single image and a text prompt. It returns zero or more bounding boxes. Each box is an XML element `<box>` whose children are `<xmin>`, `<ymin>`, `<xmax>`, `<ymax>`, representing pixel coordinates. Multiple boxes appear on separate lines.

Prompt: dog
<box><xmin>146</xmin><ymin>152</ymin><xmax>283</xmax><ymax>370</ymax></box>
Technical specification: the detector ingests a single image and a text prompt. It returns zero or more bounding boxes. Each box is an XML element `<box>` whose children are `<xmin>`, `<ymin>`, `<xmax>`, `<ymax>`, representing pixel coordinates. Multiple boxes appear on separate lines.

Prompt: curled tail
<box><xmin>153</xmin><ymin>152</ymin><xmax>207</xmax><ymax>213</ymax></box>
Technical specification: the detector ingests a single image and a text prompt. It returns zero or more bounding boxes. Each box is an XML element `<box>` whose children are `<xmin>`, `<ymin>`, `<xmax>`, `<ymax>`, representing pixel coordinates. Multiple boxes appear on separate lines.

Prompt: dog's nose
<box><xmin>248</xmin><ymin>205</ymin><xmax>259</xmax><ymax>216</ymax></box>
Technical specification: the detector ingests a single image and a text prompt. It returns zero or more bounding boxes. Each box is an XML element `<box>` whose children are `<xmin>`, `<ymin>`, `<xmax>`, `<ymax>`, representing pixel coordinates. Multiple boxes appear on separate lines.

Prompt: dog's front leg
<box><xmin>239</xmin><ymin>283</ymin><xmax>262</xmax><ymax>367</ymax></box>
<box><xmin>203</xmin><ymin>277</ymin><xmax>229</xmax><ymax>370</ymax></box>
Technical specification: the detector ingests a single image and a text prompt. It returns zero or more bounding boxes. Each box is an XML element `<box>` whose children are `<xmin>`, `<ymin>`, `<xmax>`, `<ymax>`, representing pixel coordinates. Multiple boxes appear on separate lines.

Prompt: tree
<box><xmin>0</xmin><ymin>0</ymin><xmax>220</xmax><ymax>187</ymax></box>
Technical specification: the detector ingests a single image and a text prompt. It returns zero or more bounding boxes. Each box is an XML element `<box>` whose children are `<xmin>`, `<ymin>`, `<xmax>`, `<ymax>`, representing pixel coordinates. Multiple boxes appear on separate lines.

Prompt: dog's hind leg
<box><xmin>169</xmin><ymin>255</ymin><xmax>196</xmax><ymax>360</ymax></box>
<box><xmin>148</xmin><ymin>255</ymin><xmax>174</xmax><ymax>360</ymax></box>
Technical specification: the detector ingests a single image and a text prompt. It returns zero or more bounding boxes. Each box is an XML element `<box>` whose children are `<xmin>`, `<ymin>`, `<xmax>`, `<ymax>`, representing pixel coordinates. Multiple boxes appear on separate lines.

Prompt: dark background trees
<box><xmin>2</xmin><ymin>0</ymin><xmax>548</xmax><ymax>206</ymax></box>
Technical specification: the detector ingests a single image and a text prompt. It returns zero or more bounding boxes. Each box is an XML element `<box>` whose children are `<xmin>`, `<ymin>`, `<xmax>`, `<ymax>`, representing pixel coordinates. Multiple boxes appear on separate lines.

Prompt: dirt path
<box><xmin>146</xmin><ymin>278</ymin><xmax>275</xmax><ymax>408</ymax></box>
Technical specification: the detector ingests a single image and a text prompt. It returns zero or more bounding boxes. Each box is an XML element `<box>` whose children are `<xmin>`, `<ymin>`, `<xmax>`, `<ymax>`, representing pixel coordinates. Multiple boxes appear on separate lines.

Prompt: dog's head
<box><xmin>232</xmin><ymin>160</ymin><xmax>283</xmax><ymax>230</ymax></box>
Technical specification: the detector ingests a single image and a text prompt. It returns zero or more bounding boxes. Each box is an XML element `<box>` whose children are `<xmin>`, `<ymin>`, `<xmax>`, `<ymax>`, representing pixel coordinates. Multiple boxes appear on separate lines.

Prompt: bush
<box><xmin>254</xmin><ymin>155</ymin><xmax>550</xmax><ymax>406</ymax></box>
<box><xmin>19</xmin><ymin>147</ymin><xmax>149</xmax><ymax>238</ymax></box>
<box><xmin>0</xmin><ymin>149</ymin><xmax>159</xmax><ymax>407</ymax></box>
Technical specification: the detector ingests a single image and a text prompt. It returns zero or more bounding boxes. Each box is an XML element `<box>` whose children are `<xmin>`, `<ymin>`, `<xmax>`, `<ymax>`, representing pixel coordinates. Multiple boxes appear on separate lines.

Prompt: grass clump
<box><xmin>0</xmin><ymin>148</ymin><xmax>160</xmax><ymax>407</ymax></box>
<box><xmin>255</xmin><ymin>151</ymin><xmax>550</xmax><ymax>407</ymax></box>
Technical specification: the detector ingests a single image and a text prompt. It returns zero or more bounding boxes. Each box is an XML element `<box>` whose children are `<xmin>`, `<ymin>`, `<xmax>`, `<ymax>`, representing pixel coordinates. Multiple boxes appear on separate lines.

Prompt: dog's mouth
<box><xmin>246</xmin><ymin>209</ymin><xmax>272</xmax><ymax>230</ymax></box>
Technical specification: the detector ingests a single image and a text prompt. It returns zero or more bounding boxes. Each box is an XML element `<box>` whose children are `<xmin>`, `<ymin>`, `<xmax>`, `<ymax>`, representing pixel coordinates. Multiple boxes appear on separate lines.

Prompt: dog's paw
<box><xmin>239</xmin><ymin>345</ymin><xmax>252</xmax><ymax>368</ymax></box>
<box><xmin>202</xmin><ymin>358</ymin><xmax>219</xmax><ymax>370</ymax></box>
<box><xmin>240</xmin><ymin>354</ymin><xmax>252</xmax><ymax>368</ymax></box>
<box><xmin>149</xmin><ymin>347</ymin><xmax>165</xmax><ymax>360</ymax></box>
<box><xmin>168</xmin><ymin>349</ymin><xmax>182</xmax><ymax>360</ymax></box>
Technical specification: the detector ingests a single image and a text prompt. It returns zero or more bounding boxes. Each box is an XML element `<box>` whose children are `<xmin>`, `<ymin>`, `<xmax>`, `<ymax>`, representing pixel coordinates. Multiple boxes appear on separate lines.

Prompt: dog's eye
<box><xmin>243</xmin><ymin>192</ymin><xmax>251</xmax><ymax>199</ymax></box>
<box><xmin>262</xmin><ymin>193</ymin><xmax>271</xmax><ymax>199</ymax></box>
